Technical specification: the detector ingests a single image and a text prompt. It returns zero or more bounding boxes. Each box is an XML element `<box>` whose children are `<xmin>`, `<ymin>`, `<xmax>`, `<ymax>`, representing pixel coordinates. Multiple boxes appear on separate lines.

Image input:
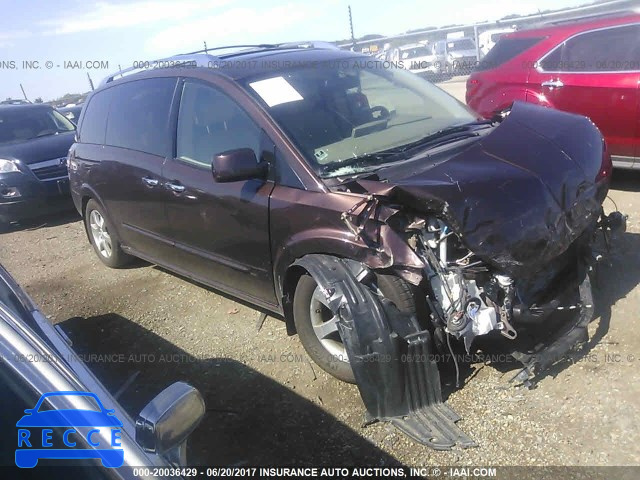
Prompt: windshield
<box><xmin>243</xmin><ymin>60</ymin><xmax>475</xmax><ymax>177</ymax></box>
<box><xmin>401</xmin><ymin>46</ymin><xmax>431</xmax><ymax>59</ymax></box>
<box><xmin>448</xmin><ymin>39</ymin><xmax>475</xmax><ymax>51</ymax></box>
<box><xmin>0</xmin><ymin>108</ymin><xmax>75</xmax><ymax>145</ymax></box>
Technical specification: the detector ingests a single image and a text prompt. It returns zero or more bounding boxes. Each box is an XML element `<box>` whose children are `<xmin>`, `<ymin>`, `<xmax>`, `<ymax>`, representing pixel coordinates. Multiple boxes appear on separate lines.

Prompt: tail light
<box><xmin>466</xmin><ymin>77</ymin><xmax>480</xmax><ymax>104</ymax></box>
<box><xmin>596</xmin><ymin>140</ymin><xmax>612</xmax><ymax>182</ymax></box>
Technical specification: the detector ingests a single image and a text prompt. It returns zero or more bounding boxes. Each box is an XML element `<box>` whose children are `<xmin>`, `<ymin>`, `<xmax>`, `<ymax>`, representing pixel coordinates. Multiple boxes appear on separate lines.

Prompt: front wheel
<box><xmin>85</xmin><ymin>199</ymin><xmax>132</xmax><ymax>268</ymax></box>
<box><xmin>293</xmin><ymin>272</ymin><xmax>417</xmax><ymax>383</ymax></box>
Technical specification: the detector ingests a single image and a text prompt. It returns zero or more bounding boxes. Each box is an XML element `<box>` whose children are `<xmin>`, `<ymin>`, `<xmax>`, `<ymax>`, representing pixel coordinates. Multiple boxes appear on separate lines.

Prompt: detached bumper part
<box><xmin>294</xmin><ymin>254</ymin><xmax>476</xmax><ymax>450</ymax></box>
<box><xmin>511</xmin><ymin>267</ymin><xmax>593</xmax><ymax>384</ymax></box>
<box><xmin>511</xmin><ymin>210</ymin><xmax>626</xmax><ymax>384</ymax></box>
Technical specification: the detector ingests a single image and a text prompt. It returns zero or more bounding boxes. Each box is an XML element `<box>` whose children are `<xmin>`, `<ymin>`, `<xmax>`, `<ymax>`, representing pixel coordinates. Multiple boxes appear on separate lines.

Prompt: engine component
<box><xmin>416</xmin><ymin>218</ymin><xmax>507</xmax><ymax>351</ymax></box>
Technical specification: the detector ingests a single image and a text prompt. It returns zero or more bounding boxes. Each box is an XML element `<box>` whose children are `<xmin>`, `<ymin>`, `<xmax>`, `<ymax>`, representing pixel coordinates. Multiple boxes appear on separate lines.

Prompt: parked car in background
<box><xmin>394</xmin><ymin>42</ymin><xmax>439</xmax><ymax>76</ymax></box>
<box><xmin>433</xmin><ymin>37</ymin><xmax>478</xmax><ymax>73</ymax></box>
<box><xmin>478</xmin><ymin>28</ymin><xmax>515</xmax><ymax>57</ymax></box>
<box><xmin>57</xmin><ymin>104</ymin><xmax>84</xmax><ymax>125</ymax></box>
<box><xmin>0</xmin><ymin>104</ymin><xmax>75</xmax><ymax>227</ymax></box>
<box><xmin>0</xmin><ymin>99</ymin><xmax>31</xmax><ymax>105</ymax></box>
<box><xmin>466</xmin><ymin>12</ymin><xmax>640</xmax><ymax>169</ymax></box>
<box><xmin>0</xmin><ymin>262</ymin><xmax>205</xmax><ymax>474</ymax></box>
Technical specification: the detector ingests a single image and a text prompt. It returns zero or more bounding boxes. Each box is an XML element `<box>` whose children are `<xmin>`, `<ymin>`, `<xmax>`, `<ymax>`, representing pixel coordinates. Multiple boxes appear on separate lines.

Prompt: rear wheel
<box><xmin>293</xmin><ymin>272</ymin><xmax>417</xmax><ymax>383</ymax></box>
<box><xmin>85</xmin><ymin>199</ymin><xmax>132</xmax><ymax>268</ymax></box>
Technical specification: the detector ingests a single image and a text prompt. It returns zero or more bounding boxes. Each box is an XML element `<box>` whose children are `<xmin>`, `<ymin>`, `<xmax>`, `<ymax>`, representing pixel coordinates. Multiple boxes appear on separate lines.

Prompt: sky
<box><xmin>0</xmin><ymin>0</ymin><xmax>598</xmax><ymax>101</ymax></box>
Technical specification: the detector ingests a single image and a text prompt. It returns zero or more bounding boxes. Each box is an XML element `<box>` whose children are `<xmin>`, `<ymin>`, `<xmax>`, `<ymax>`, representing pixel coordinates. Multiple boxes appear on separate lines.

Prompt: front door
<box><xmin>163</xmin><ymin>80</ymin><xmax>276</xmax><ymax>305</ymax></box>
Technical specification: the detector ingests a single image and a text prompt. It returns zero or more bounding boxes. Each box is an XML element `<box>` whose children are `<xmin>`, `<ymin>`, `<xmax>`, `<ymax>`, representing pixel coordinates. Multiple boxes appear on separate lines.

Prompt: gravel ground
<box><xmin>1</xmin><ymin>170</ymin><xmax>639</xmax><ymax>468</ymax></box>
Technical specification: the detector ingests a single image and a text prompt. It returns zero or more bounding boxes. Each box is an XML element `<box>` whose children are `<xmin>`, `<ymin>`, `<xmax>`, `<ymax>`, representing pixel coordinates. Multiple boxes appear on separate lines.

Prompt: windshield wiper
<box><xmin>390</xmin><ymin>119</ymin><xmax>494</xmax><ymax>155</ymax></box>
<box><xmin>319</xmin><ymin>151</ymin><xmax>400</xmax><ymax>178</ymax></box>
<box><xmin>35</xmin><ymin>129</ymin><xmax>72</xmax><ymax>138</ymax></box>
<box><xmin>319</xmin><ymin>120</ymin><xmax>494</xmax><ymax>178</ymax></box>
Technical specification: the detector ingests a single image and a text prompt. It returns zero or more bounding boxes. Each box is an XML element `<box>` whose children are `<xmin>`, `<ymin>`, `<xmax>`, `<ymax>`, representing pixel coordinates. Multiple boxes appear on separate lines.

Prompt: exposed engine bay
<box><xmin>407</xmin><ymin>216</ymin><xmax>518</xmax><ymax>352</ymax></box>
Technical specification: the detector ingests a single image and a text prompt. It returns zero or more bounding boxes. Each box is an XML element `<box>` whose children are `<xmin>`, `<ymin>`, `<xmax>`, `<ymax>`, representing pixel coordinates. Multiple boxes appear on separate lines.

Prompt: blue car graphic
<box><xmin>16</xmin><ymin>391</ymin><xmax>124</xmax><ymax>468</ymax></box>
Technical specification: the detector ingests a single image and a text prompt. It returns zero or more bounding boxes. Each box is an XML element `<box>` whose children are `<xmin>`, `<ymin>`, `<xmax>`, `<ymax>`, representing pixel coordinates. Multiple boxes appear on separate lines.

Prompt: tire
<box><xmin>85</xmin><ymin>199</ymin><xmax>132</xmax><ymax>268</ymax></box>
<box><xmin>293</xmin><ymin>272</ymin><xmax>417</xmax><ymax>384</ymax></box>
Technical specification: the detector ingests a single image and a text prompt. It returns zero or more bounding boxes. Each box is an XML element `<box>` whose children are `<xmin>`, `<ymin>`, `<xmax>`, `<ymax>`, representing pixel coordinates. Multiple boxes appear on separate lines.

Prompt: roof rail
<box><xmin>545</xmin><ymin>9</ymin><xmax>635</xmax><ymax>24</ymax></box>
<box><xmin>276</xmin><ymin>41</ymin><xmax>340</xmax><ymax>50</ymax></box>
<box><xmin>99</xmin><ymin>41</ymin><xmax>340</xmax><ymax>87</ymax></box>
<box><xmin>98</xmin><ymin>53</ymin><xmax>221</xmax><ymax>87</ymax></box>
<box><xmin>181</xmin><ymin>44</ymin><xmax>279</xmax><ymax>55</ymax></box>
<box><xmin>524</xmin><ymin>9</ymin><xmax>636</xmax><ymax>30</ymax></box>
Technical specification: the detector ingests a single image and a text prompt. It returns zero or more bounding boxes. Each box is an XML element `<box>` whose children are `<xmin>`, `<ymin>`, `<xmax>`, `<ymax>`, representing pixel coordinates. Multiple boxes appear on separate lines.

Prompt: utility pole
<box><xmin>473</xmin><ymin>24</ymin><xmax>480</xmax><ymax>62</ymax></box>
<box><xmin>348</xmin><ymin>5</ymin><xmax>356</xmax><ymax>51</ymax></box>
<box><xmin>87</xmin><ymin>72</ymin><xmax>95</xmax><ymax>91</ymax></box>
<box><xmin>20</xmin><ymin>83</ymin><xmax>28</xmax><ymax>101</ymax></box>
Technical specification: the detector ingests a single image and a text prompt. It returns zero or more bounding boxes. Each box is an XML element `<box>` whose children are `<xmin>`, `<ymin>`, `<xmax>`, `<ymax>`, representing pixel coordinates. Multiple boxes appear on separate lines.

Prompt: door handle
<box><xmin>166</xmin><ymin>182</ymin><xmax>186</xmax><ymax>193</ymax></box>
<box><xmin>541</xmin><ymin>79</ymin><xmax>564</xmax><ymax>88</ymax></box>
<box><xmin>142</xmin><ymin>176</ymin><xmax>159</xmax><ymax>187</ymax></box>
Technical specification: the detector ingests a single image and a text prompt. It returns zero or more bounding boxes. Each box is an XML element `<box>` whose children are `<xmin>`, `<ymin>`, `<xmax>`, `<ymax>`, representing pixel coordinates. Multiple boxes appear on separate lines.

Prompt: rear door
<box><xmin>528</xmin><ymin>23</ymin><xmax>640</xmax><ymax>167</ymax></box>
<box><xmin>75</xmin><ymin>79</ymin><xmax>178</xmax><ymax>258</ymax></box>
<box><xmin>162</xmin><ymin>79</ymin><xmax>276</xmax><ymax>305</ymax></box>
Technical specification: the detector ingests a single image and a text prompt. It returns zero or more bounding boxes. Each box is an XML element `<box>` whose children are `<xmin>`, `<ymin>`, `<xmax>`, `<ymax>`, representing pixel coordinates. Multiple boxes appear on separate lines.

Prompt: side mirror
<box><xmin>212</xmin><ymin>148</ymin><xmax>268</xmax><ymax>183</ymax></box>
<box><xmin>135</xmin><ymin>382</ymin><xmax>205</xmax><ymax>466</ymax></box>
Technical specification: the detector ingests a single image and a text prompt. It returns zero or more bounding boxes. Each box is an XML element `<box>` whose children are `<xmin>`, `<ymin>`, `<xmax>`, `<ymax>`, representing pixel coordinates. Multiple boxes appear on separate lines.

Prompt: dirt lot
<box><xmin>1</xmin><ymin>169</ymin><xmax>640</xmax><ymax>468</ymax></box>
<box><xmin>0</xmin><ymin>145</ymin><xmax>640</xmax><ymax>466</ymax></box>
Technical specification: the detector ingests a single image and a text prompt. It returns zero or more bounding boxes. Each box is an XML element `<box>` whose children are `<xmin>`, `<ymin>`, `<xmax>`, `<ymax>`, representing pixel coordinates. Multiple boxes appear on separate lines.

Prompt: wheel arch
<box><xmin>79</xmin><ymin>186</ymin><xmax>118</xmax><ymax>244</ymax></box>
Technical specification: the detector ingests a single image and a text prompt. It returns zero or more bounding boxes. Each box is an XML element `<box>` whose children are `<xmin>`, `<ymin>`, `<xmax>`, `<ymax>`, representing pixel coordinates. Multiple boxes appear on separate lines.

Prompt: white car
<box><xmin>393</xmin><ymin>43</ymin><xmax>440</xmax><ymax>76</ymax></box>
<box><xmin>478</xmin><ymin>28</ymin><xmax>515</xmax><ymax>57</ymax></box>
<box><xmin>434</xmin><ymin>37</ymin><xmax>478</xmax><ymax>73</ymax></box>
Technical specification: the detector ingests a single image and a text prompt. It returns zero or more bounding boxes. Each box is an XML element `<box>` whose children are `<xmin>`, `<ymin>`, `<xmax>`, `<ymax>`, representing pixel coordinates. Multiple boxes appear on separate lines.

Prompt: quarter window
<box><xmin>176</xmin><ymin>82</ymin><xmax>261</xmax><ymax>168</ymax></box>
<box><xmin>540</xmin><ymin>24</ymin><xmax>640</xmax><ymax>72</ymax></box>
<box><xmin>79</xmin><ymin>89</ymin><xmax>113</xmax><ymax>144</ymax></box>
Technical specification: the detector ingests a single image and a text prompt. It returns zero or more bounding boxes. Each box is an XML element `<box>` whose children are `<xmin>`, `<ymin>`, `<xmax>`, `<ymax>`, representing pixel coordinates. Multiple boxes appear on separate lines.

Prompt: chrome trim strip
<box><xmin>535</xmin><ymin>22</ymin><xmax>640</xmax><ymax>74</ymax></box>
<box><xmin>28</xmin><ymin>157</ymin><xmax>67</xmax><ymax>170</ymax></box>
<box><xmin>40</xmin><ymin>175</ymin><xmax>69</xmax><ymax>182</ymax></box>
<box><xmin>612</xmin><ymin>155</ymin><xmax>638</xmax><ymax>170</ymax></box>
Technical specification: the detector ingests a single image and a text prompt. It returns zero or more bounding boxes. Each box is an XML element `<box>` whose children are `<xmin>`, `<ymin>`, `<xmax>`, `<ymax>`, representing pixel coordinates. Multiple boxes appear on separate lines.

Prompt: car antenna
<box><xmin>204</xmin><ymin>41</ymin><xmax>208</xmax><ymax>54</ymax></box>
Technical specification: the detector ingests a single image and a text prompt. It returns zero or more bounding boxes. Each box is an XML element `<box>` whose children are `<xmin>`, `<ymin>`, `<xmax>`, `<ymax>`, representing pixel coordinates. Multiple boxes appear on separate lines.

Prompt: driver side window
<box><xmin>176</xmin><ymin>82</ymin><xmax>261</xmax><ymax>168</ymax></box>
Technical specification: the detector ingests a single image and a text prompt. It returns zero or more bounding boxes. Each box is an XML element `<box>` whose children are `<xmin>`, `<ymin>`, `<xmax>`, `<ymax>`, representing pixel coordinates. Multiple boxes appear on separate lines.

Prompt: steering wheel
<box><xmin>369</xmin><ymin>105</ymin><xmax>390</xmax><ymax>120</ymax></box>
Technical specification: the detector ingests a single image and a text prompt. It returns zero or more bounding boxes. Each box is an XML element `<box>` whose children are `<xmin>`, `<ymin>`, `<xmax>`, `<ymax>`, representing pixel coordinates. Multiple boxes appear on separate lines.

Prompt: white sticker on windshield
<box><xmin>249</xmin><ymin>76</ymin><xmax>304</xmax><ymax>107</ymax></box>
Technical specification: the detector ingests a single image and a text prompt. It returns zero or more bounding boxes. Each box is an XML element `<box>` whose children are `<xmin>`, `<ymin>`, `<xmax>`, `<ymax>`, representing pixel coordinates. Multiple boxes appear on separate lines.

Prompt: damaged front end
<box><xmin>297</xmin><ymin>103</ymin><xmax>627</xmax><ymax>449</ymax></box>
<box><xmin>303</xmin><ymin>196</ymin><xmax>625</xmax><ymax>449</ymax></box>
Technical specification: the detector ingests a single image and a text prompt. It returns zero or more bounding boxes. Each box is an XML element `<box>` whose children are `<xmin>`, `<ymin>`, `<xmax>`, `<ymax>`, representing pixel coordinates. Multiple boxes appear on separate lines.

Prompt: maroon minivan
<box><xmin>69</xmin><ymin>44</ymin><xmax>623</xmax><ymax>448</ymax></box>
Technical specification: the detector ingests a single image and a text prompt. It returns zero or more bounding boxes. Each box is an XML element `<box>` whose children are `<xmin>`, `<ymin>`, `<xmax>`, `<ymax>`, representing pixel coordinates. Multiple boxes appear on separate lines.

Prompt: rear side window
<box><xmin>540</xmin><ymin>24</ymin><xmax>640</xmax><ymax>72</ymax></box>
<box><xmin>79</xmin><ymin>89</ymin><xmax>113</xmax><ymax>144</ymax></box>
<box><xmin>106</xmin><ymin>77</ymin><xmax>177</xmax><ymax>156</ymax></box>
<box><xmin>475</xmin><ymin>37</ymin><xmax>544</xmax><ymax>71</ymax></box>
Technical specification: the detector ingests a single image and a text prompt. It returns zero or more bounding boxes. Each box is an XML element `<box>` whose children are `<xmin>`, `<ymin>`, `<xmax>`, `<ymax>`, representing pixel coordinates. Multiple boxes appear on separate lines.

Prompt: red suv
<box><xmin>466</xmin><ymin>13</ymin><xmax>640</xmax><ymax>169</ymax></box>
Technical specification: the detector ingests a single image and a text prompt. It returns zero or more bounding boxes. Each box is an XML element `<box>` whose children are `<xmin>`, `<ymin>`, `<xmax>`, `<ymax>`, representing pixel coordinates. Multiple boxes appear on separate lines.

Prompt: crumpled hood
<box><xmin>358</xmin><ymin>102</ymin><xmax>607</xmax><ymax>277</ymax></box>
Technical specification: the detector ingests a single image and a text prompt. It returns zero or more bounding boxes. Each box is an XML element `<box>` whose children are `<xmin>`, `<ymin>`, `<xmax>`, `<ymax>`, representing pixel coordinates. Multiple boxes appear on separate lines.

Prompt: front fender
<box><xmin>273</xmin><ymin>227</ymin><xmax>391</xmax><ymax>300</ymax></box>
<box><xmin>274</xmin><ymin>222</ymin><xmax>425</xmax><ymax>300</ymax></box>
